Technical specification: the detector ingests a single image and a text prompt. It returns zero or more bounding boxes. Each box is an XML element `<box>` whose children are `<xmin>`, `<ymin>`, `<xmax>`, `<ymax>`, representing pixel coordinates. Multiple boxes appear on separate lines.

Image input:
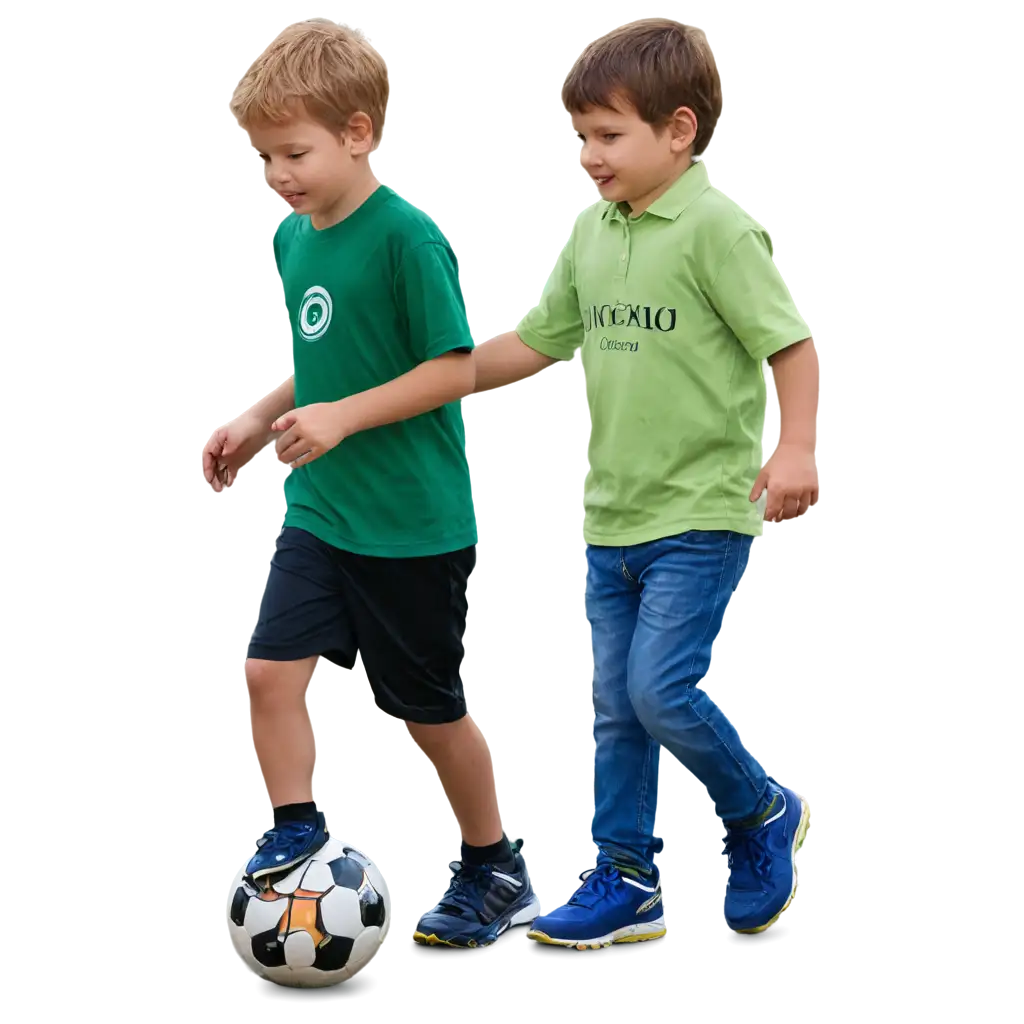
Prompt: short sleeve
<box><xmin>516</xmin><ymin>239</ymin><xmax>584</xmax><ymax>361</ymax></box>
<box><xmin>706</xmin><ymin>229</ymin><xmax>810</xmax><ymax>361</ymax></box>
<box><xmin>270</xmin><ymin>220</ymin><xmax>286</xmax><ymax>307</ymax></box>
<box><xmin>395</xmin><ymin>242</ymin><xmax>475</xmax><ymax>362</ymax></box>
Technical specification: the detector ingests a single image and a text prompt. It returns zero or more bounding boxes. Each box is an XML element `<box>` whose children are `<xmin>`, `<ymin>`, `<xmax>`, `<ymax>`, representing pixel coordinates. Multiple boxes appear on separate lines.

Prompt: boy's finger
<box><xmin>278</xmin><ymin>438</ymin><xmax>309</xmax><ymax>464</ymax></box>
<box><xmin>765</xmin><ymin>485</ymin><xmax>786</xmax><ymax>524</ymax></box>
<box><xmin>203</xmin><ymin>431</ymin><xmax>228</xmax><ymax>480</ymax></box>
<box><xmin>745</xmin><ymin>468</ymin><xmax>770</xmax><ymax>501</ymax></box>
<box><xmin>290</xmin><ymin>448</ymin><xmax>317</xmax><ymax>468</ymax></box>
<box><xmin>274</xmin><ymin>426</ymin><xmax>299</xmax><ymax>455</ymax></box>
<box><xmin>798</xmin><ymin>491</ymin><xmax>811</xmax><ymax>515</ymax></box>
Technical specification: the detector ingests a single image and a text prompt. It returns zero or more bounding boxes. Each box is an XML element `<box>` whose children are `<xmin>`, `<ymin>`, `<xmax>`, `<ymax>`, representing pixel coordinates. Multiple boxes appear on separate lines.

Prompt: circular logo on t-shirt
<box><xmin>298</xmin><ymin>285</ymin><xmax>333</xmax><ymax>341</ymax></box>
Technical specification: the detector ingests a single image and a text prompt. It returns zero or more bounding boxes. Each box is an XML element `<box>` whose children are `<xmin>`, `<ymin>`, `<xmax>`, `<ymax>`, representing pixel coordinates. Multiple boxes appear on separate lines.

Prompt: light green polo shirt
<box><xmin>517</xmin><ymin>160</ymin><xmax>810</xmax><ymax>545</ymax></box>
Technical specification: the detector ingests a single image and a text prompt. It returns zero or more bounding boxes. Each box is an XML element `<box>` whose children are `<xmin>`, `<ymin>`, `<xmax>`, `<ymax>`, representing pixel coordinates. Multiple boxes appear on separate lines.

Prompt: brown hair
<box><xmin>230</xmin><ymin>19</ymin><xmax>389</xmax><ymax>145</ymax></box>
<box><xmin>562</xmin><ymin>19</ymin><xmax>722</xmax><ymax>155</ymax></box>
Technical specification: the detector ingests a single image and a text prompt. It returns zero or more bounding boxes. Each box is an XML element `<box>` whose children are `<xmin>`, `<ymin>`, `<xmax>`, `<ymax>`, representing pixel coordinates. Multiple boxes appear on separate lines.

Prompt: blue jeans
<box><xmin>587</xmin><ymin>531</ymin><xmax>768</xmax><ymax>874</ymax></box>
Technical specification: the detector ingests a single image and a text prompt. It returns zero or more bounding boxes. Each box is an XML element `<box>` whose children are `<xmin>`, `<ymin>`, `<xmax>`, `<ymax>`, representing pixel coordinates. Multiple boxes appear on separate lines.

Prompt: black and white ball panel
<box><xmin>226</xmin><ymin>837</ymin><xmax>390</xmax><ymax>988</ymax></box>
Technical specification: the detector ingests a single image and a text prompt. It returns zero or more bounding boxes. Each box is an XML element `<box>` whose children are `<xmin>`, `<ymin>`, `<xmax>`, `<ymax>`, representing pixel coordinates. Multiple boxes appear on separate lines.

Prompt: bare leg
<box><xmin>246</xmin><ymin>656</ymin><xmax>318</xmax><ymax>807</ymax></box>
<box><xmin>407</xmin><ymin>715</ymin><xmax>503</xmax><ymax>847</ymax></box>
<box><xmin>408</xmin><ymin>715</ymin><xmax>539</xmax><ymax>947</ymax></box>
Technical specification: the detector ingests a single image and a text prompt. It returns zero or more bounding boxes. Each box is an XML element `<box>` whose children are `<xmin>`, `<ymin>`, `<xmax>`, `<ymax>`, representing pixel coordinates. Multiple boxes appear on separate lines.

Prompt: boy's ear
<box><xmin>346</xmin><ymin>111</ymin><xmax>375</xmax><ymax>155</ymax></box>
<box><xmin>669</xmin><ymin>106</ymin><xmax>698</xmax><ymax>154</ymax></box>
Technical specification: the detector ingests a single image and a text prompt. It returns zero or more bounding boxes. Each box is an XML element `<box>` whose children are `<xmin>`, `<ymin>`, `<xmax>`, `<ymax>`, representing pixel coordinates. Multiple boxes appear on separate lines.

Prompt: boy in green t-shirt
<box><xmin>474</xmin><ymin>19</ymin><xmax>819</xmax><ymax>945</ymax></box>
<box><xmin>202</xmin><ymin>19</ymin><xmax>539</xmax><ymax>948</ymax></box>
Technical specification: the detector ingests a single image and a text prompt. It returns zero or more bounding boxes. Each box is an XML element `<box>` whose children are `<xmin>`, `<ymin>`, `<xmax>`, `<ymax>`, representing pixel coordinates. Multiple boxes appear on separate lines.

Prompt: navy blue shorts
<box><xmin>248</xmin><ymin>527</ymin><xmax>475</xmax><ymax>724</ymax></box>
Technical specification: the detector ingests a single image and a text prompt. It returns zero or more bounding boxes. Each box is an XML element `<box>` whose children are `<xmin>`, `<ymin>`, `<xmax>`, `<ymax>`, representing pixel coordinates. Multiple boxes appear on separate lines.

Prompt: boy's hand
<box><xmin>750</xmin><ymin>443</ymin><xmax>819</xmax><ymax>522</ymax></box>
<box><xmin>272</xmin><ymin>402</ymin><xmax>350</xmax><ymax>468</ymax></box>
<box><xmin>202</xmin><ymin>412</ymin><xmax>271</xmax><ymax>493</ymax></box>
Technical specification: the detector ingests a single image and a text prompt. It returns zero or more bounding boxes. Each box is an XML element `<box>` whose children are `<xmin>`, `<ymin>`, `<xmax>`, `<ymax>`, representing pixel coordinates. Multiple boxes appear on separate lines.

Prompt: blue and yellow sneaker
<box><xmin>413</xmin><ymin>839</ymin><xmax>540</xmax><ymax>948</ymax></box>
<box><xmin>244</xmin><ymin>812</ymin><xmax>329</xmax><ymax>883</ymax></box>
<box><xmin>723</xmin><ymin>779</ymin><xmax>810</xmax><ymax>933</ymax></box>
<box><xmin>527</xmin><ymin>863</ymin><xmax>666</xmax><ymax>950</ymax></box>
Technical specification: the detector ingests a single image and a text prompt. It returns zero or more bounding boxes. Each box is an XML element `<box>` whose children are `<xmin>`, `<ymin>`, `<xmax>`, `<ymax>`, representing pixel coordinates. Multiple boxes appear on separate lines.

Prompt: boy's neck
<box><xmin>627</xmin><ymin>157</ymin><xmax>695</xmax><ymax>218</ymax></box>
<box><xmin>311</xmin><ymin>166</ymin><xmax>381</xmax><ymax>230</ymax></box>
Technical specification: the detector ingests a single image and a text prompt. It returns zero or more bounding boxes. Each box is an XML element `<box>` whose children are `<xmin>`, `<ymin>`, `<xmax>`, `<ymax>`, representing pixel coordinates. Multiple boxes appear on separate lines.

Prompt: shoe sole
<box><xmin>412</xmin><ymin>894</ymin><xmax>542</xmax><ymax>949</ymax></box>
<box><xmin>734</xmin><ymin>795</ymin><xmax>811</xmax><ymax>935</ymax></box>
<box><xmin>527</xmin><ymin>917</ymin><xmax>667</xmax><ymax>950</ymax></box>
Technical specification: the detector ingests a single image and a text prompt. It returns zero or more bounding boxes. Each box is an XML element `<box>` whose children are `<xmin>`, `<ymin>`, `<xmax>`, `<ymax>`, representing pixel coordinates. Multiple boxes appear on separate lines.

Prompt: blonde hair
<box><xmin>230</xmin><ymin>19</ymin><xmax>389</xmax><ymax>145</ymax></box>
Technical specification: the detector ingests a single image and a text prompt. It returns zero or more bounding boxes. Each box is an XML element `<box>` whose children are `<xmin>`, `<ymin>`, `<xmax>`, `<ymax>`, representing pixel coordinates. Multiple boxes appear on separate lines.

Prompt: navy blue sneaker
<box><xmin>723</xmin><ymin>780</ymin><xmax>810</xmax><ymax>933</ymax></box>
<box><xmin>527</xmin><ymin>863</ymin><xmax>666</xmax><ymax>950</ymax></box>
<box><xmin>245</xmin><ymin>812</ymin><xmax>329</xmax><ymax>883</ymax></box>
<box><xmin>413</xmin><ymin>839</ymin><xmax>541</xmax><ymax>947</ymax></box>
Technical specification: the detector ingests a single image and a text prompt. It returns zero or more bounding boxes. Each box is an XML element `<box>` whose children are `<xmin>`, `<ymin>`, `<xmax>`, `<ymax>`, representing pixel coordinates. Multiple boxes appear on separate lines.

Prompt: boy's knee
<box><xmin>406</xmin><ymin>718</ymin><xmax>457</xmax><ymax>747</ymax></box>
<box><xmin>245</xmin><ymin>657</ymin><xmax>308</xmax><ymax>704</ymax></box>
<box><xmin>627</xmin><ymin>675</ymin><xmax>691</xmax><ymax>734</ymax></box>
<box><xmin>626</xmin><ymin>679</ymin><xmax>656</xmax><ymax>727</ymax></box>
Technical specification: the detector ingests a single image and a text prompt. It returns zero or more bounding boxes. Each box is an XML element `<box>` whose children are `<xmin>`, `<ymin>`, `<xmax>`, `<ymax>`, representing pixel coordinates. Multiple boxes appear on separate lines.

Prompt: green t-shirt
<box><xmin>274</xmin><ymin>186</ymin><xmax>477</xmax><ymax>557</ymax></box>
<box><xmin>517</xmin><ymin>160</ymin><xmax>810</xmax><ymax>545</ymax></box>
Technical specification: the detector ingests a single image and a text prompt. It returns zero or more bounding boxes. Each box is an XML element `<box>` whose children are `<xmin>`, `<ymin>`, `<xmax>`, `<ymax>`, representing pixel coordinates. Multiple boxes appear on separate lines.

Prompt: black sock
<box><xmin>462</xmin><ymin>833</ymin><xmax>514</xmax><ymax>869</ymax></box>
<box><xmin>274</xmin><ymin>801</ymin><xmax>318</xmax><ymax>827</ymax></box>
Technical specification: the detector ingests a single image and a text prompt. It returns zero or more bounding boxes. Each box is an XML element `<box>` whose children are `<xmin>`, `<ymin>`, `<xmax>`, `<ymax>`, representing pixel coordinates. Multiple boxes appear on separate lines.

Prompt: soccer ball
<box><xmin>227</xmin><ymin>838</ymin><xmax>390</xmax><ymax>987</ymax></box>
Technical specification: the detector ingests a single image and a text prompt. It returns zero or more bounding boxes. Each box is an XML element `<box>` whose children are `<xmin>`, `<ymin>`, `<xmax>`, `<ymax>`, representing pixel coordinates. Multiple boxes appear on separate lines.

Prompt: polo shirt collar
<box><xmin>603</xmin><ymin>160</ymin><xmax>711</xmax><ymax>222</ymax></box>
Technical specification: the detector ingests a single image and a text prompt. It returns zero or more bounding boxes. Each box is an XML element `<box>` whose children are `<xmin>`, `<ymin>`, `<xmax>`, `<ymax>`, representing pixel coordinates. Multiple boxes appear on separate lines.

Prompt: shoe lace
<box><xmin>722</xmin><ymin>824</ymin><xmax>770</xmax><ymax>881</ymax></box>
<box><xmin>432</xmin><ymin>839</ymin><xmax>528</xmax><ymax>921</ymax></box>
<box><xmin>567</xmin><ymin>864</ymin><xmax>620</xmax><ymax>909</ymax></box>
<box><xmin>438</xmin><ymin>861</ymin><xmax>490</xmax><ymax>915</ymax></box>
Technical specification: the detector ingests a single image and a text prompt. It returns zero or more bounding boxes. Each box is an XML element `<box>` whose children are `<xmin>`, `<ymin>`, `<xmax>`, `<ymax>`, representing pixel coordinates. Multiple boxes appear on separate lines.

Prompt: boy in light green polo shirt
<box><xmin>474</xmin><ymin>18</ymin><xmax>819</xmax><ymax>945</ymax></box>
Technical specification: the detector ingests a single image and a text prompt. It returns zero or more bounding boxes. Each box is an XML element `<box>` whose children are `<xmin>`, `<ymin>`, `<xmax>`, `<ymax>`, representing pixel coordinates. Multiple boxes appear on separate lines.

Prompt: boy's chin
<box><xmin>595</xmin><ymin>179</ymin><xmax>628</xmax><ymax>202</ymax></box>
<box><xmin>598</xmin><ymin>179</ymin><xmax>634</xmax><ymax>204</ymax></box>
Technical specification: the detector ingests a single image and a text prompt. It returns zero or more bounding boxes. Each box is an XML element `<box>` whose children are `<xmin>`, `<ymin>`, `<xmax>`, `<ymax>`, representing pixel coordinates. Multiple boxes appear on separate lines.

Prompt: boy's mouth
<box><xmin>280</xmin><ymin>191</ymin><xmax>306</xmax><ymax>205</ymax></box>
<box><xmin>594</xmin><ymin>175</ymin><xmax>615</xmax><ymax>187</ymax></box>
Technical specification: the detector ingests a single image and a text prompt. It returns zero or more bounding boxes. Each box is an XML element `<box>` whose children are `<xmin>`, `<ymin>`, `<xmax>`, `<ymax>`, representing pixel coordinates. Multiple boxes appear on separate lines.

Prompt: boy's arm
<box><xmin>275</xmin><ymin>225</ymin><xmax>582</xmax><ymax>465</ymax></box>
<box><xmin>751</xmin><ymin>339</ymin><xmax>819</xmax><ymax>521</ymax></box>
<box><xmin>473</xmin><ymin>218</ymin><xmax>585</xmax><ymax>389</ymax></box>
<box><xmin>272</xmin><ymin>352</ymin><xmax>474</xmax><ymax>468</ymax></box>
<box><xmin>273</xmin><ymin>235</ymin><xmax>483</xmax><ymax>468</ymax></box>
<box><xmin>473</xmin><ymin>331</ymin><xmax>558</xmax><ymax>393</ymax></box>
<box><xmin>703</xmin><ymin>226</ymin><xmax>818</xmax><ymax>522</ymax></box>
<box><xmin>250</xmin><ymin>375</ymin><xmax>297</xmax><ymax>426</ymax></box>
<box><xmin>199</xmin><ymin>374</ymin><xmax>296</xmax><ymax>493</ymax></box>
<box><xmin>272</xmin><ymin>225</ymin><xmax>582</xmax><ymax>467</ymax></box>
<box><xmin>205</xmin><ymin>220</ymin><xmax>299</xmax><ymax>491</ymax></box>
<box><xmin>770</xmin><ymin>337</ymin><xmax>815</xmax><ymax>454</ymax></box>
<box><xmin>341</xmin><ymin>350</ymin><xmax>476</xmax><ymax>431</ymax></box>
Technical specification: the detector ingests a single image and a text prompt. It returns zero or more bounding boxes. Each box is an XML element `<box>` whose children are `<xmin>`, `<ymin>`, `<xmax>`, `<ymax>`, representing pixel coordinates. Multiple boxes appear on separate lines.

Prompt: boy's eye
<box><xmin>603</xmin><ymin>134</ymin><xmax>620</xmax><ymax>142</ymax></box>
<box><xmin>288</xmin><ymin>152</ymin><xmax>307</xmax><ymax>160</ymax></box>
